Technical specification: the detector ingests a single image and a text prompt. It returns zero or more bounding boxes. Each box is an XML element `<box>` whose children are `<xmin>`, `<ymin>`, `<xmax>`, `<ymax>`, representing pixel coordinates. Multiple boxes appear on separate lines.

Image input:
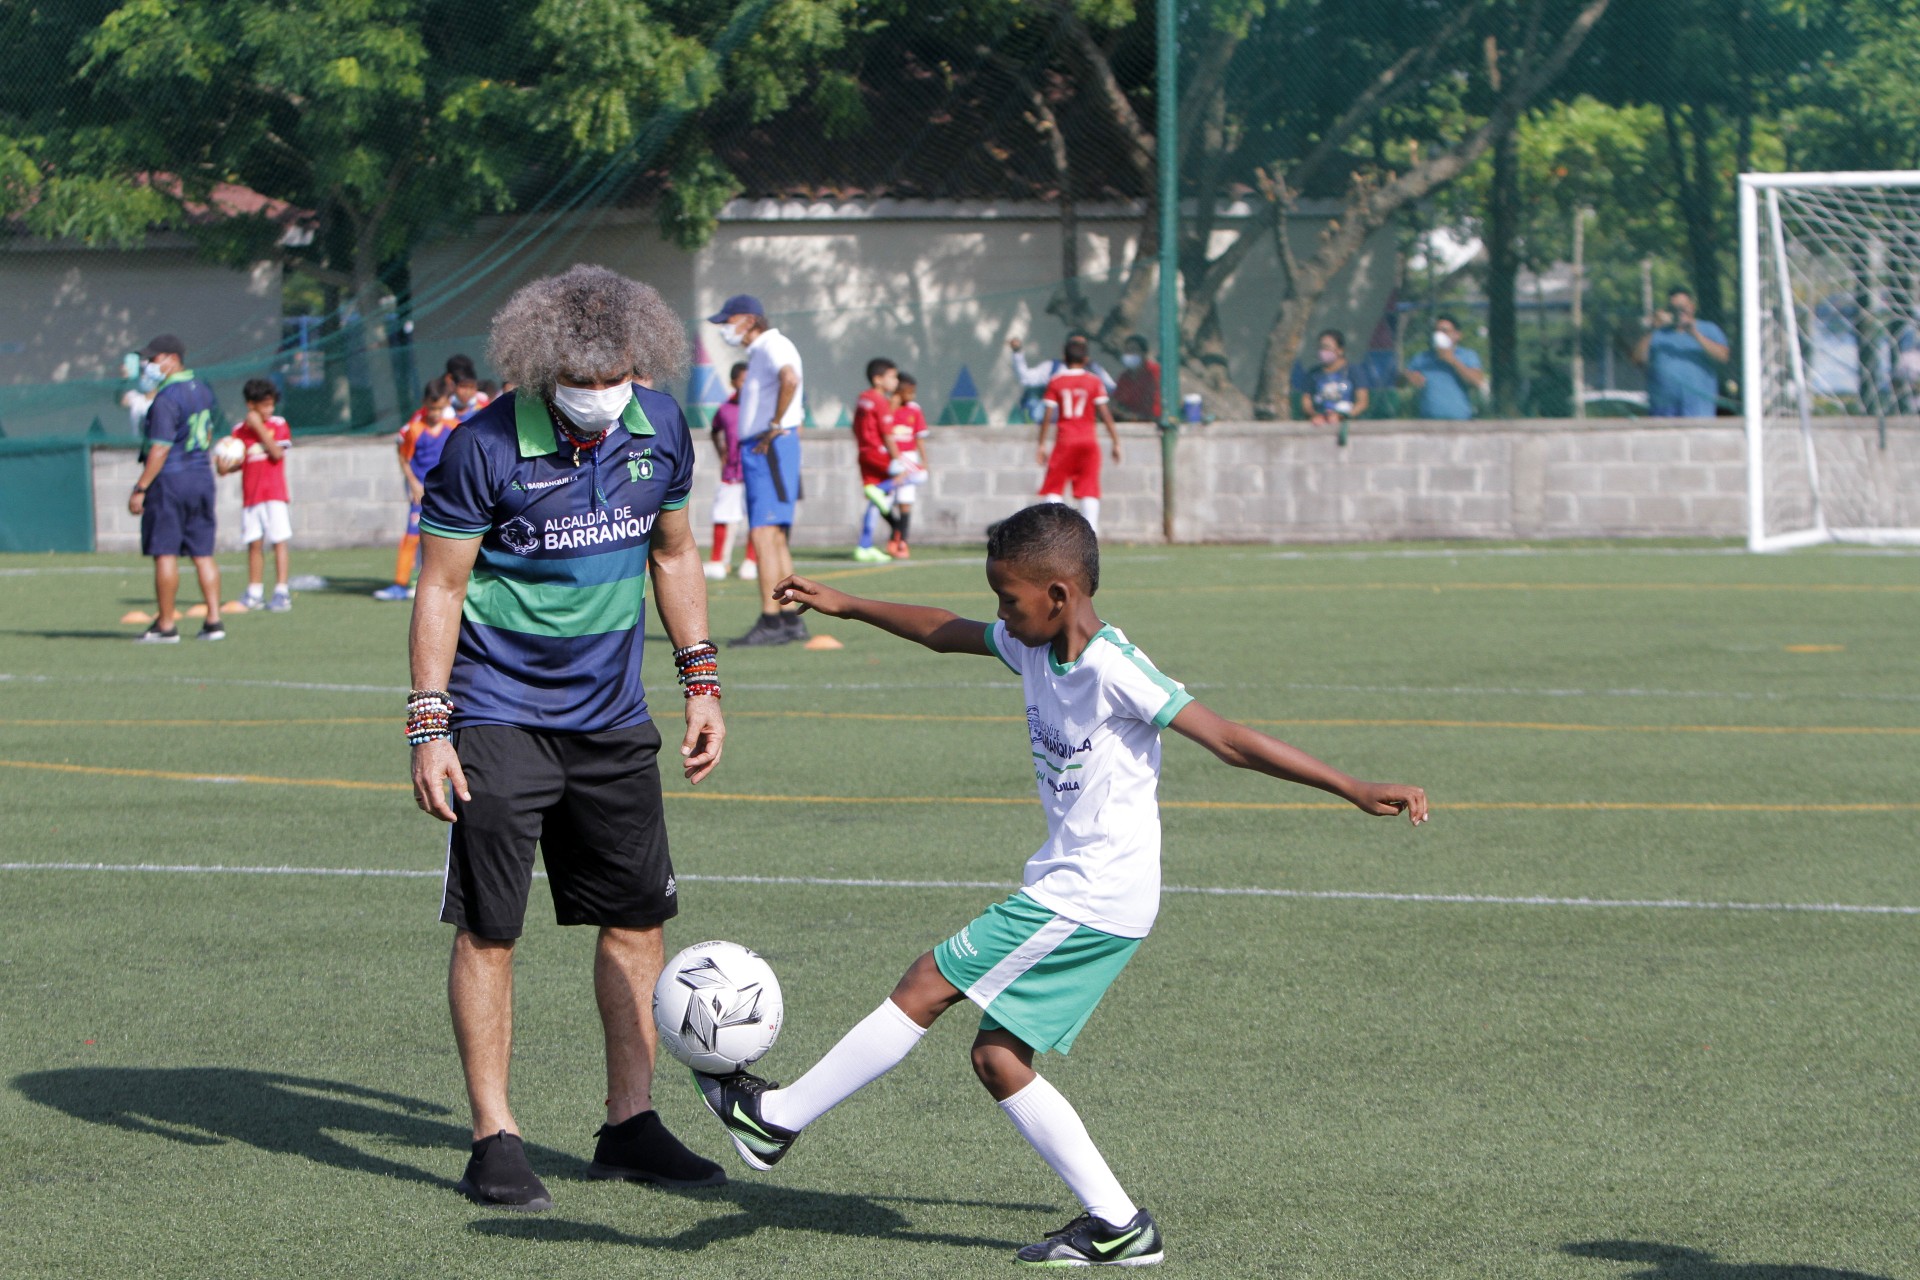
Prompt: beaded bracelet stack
<box><xmin>406</xmin><ymin>689</ymin><xmax>454</xmax><ymax>745</ymax></box>
<box><xmin>674</xmin><ymin>641</ymin><xmax>721</xmax><ymax>700</ymax></box>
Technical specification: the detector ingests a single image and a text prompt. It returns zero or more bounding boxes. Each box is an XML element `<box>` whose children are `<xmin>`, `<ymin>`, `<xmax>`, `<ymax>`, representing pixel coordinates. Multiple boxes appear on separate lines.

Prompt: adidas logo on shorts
<box><xmin>663</xmin><ymin>875</ymin><xmax>677</xmax><ymax>897</ymax></box>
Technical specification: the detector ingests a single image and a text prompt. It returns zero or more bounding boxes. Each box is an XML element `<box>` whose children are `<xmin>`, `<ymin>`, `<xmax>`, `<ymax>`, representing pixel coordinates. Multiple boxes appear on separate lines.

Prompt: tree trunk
<box><xmin>1488</xmin><ymin>127</ymin><xmax>1521</xmax><ymax>415</ymax></box>
<box><xmin>1663</xmin><ymin>102</ymin><xmax>1724</xmax><ymax>324</ymax></box>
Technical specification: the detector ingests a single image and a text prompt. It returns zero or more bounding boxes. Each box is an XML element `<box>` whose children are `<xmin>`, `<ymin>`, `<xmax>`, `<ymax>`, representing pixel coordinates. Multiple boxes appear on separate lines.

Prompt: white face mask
<box><xmin>551</xmin><ymin>381</ymin><xmax>632</xmax><ymax>435</ymax></box>
<box><xmin>718</xmin><ymin>321</ymin><xmax>748</xmax><ymax>349</ymax></box>
<box><xmin>1121</xmin><ymin>353</ymin><xmax>1143</xmax><ymax>370</ymax></box>
<box><xmin>140</xmin><ymin>360</ymin><xmax>165</xmax><ymax>389</ymax></box>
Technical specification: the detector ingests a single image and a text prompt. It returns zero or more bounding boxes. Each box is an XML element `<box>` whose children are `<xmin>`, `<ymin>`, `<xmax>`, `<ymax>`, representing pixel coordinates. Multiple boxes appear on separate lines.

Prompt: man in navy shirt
<box><xmin>126</xmin><ymin>334</ymin><xmax>224</xmax><ymax>642</ymax></box>
<box><xmin>407</xmin><ymin>266</ymin><xmax>727</xmax><ymax>1209</ymax></box>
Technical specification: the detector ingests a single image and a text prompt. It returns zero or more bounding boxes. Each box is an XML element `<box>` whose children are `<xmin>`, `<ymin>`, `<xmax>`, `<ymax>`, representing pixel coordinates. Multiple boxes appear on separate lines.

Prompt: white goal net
<box><xmin>1741</xmin><ymin>172</ymin><xmax>1920</xmax><ymax>550</ymax></box>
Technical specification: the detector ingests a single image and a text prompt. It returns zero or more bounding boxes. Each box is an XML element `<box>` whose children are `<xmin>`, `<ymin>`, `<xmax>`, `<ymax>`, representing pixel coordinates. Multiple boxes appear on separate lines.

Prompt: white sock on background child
<box><xmin>760</xmin><ymin>998</ymin><xmax>925</xmax><ymax>1131</ymax></box>
<box><xmin>1079</xmin><ymin>497</ymin><xmax>1102</xmax><ymax>534</ymax></box>
<box><xmin>998</xmin><ymin>1074</ymin><xmax>1137</xmax><ymax>1226</ymax></box>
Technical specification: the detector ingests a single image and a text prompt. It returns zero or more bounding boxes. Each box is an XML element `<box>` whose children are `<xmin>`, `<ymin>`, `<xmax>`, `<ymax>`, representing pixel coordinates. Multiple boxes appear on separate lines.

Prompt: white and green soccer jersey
<box><xmin>984</xmin><ymin>621</ymin><xmax>1193</xmax><ymax>939</ymax></box>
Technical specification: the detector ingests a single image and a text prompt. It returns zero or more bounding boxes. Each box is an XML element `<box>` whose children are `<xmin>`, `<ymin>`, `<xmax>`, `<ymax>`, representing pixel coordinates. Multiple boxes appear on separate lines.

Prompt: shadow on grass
<box><xmin>1563</xmin><ymin>1240</ymin><xmax>1892</xmax><ymax>1279</ymax></box>
<box><xmin>0</xmin><ymin>629</ymin><xmax>139</xmax><ymax>640</ymax></box>
<box><xmin>12</xmin><ymin>1066</ymin><xmax>591</xmax><ymax>1190</ymax></box>
<box><xmin>470</xmin><ymin>1181</ymin><xmax>1037</xmax><ymax>1254</ymax></box>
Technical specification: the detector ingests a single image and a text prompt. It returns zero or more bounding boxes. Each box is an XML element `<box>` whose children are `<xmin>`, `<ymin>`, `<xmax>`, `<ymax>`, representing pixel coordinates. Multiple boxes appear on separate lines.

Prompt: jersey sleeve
<box><xmin>144</xmin><ymin>390</ymin><xmax>183</xmax><ymax>449</ymax></box>
<box><xmin>417</xmin><ymin>425</ymin><xmax>495</xmax><ymax>539</ymax></box>
<box><xmin>1042</xmin><ymin>377</ymin><xmax>1064</xmax><ymax>410</ymax></box>
<box><xmin>1101</xmin><ymin>638</ymin><xmax>1193</xmax><ymax>729</ymax></box>
<box><xmin>982</xmin><ymin>619</ymin><xmax>1026</xmax><ymax>676</ymax></box>
<box><xmin>661</xmin><ymin>398</ymin><xmax>694</xmax><ymax>511</ymax></box>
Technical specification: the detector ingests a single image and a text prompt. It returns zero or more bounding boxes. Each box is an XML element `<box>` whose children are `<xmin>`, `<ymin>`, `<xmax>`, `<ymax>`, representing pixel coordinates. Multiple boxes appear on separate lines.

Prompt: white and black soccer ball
<box><xmin>652</xmin><ymin>940</ymin><xmax>783</xmax><ymax>1075</ymax></box>
<box><xmin>211</xmin><ymin>436</ymin><xmax>248</xmax><ymax>475</ymax></box>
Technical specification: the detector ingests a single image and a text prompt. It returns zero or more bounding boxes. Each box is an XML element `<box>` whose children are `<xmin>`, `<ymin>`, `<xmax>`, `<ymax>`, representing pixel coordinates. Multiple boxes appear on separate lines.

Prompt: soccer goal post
<box><xmin>1741</xmin><ymin>171</ymin><xmax>1920</xmax><ymax>551</ymax></box>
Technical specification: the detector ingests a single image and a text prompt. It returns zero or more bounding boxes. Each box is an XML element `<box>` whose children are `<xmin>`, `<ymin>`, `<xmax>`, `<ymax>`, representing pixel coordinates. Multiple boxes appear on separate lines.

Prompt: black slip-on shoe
<box><xmin>586</xmin><ymin>1109</ymin><xmax>726</xmax><ymax>1187</ymax></box>
<box><xmin>455</xmin><ymin>1130</ymin><xmax>552</xmax><ymax>1212</ymax></box>
<box><xmin>729</xmin><ymin>614</ymin><xmax>794</xmax><ymax>647</ymax></box>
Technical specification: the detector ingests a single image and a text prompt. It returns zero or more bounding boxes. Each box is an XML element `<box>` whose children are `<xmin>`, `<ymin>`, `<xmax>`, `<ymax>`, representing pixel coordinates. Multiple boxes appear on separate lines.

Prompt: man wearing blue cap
<box><xmin>711</xmin><ymin>295</ymin><xmax>808</xmax><ymax>646</ymax></box>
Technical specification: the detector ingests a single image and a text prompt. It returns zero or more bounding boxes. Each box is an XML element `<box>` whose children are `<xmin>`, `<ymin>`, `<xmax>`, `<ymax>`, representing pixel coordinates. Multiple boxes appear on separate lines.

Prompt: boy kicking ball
<box><xmin>692</xmin><ymin>503</ymin><xmax>1427</xmax><ymax>1267</ymax></box>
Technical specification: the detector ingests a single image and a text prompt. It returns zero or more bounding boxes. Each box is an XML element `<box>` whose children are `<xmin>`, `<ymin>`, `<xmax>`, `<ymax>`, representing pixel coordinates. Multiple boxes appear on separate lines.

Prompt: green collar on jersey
<box><xmin>157</xmin><ymin>369</ymin><xmax>196</xmax><ymax>388</ymax></box>
<box><xmin>516</xmin><ymin>387</ymin><xmax>655</xmax><ymax>457</ymax></box>
<box><xmin>1048</xmin><ymin>623</ymin><xmax>1120</xmax><ymax>675</ymax></box>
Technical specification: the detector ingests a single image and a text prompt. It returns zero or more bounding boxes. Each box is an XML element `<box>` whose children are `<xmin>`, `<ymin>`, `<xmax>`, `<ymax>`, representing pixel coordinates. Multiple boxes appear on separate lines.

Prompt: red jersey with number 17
<box><xmin>1043</xmin><ymin>370</ymin><xmax>1108</xmax><ymax>445</ymax></box>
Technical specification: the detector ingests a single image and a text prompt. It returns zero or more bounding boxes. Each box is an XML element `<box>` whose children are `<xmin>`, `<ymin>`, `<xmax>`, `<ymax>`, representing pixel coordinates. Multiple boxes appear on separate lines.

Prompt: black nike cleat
<box><xmin>455</xmin><ymin>1130</ymin><xmax>552</xmax><ymax>1212</ymax></box>
<box><xmin>1015</xmin><ymin>1208</ymin><xmax>1164</xmax><ymax>1267</ymax></box>
<box><xmin>586</xmin><ymin>1109</ymin><xmax>726</xmax><ymax>1187</ymax></box>
<box><xmin>691</xmin><ymin>1069</ymin><xmax>798</xmax><ymax>1171</ymax></box>
<box><xmin>729</xmin><ymin>613</ymin><xmax>797</xmax><ymax>647</ymax></box>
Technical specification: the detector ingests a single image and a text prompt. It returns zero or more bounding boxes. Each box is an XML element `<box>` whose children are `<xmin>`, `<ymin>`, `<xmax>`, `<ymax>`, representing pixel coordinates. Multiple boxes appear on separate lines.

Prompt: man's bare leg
<box><xmin>596</xmin><ymin>924</ymin><xmax>664</xmax><ymax>1125</ymax></box>
<box><xmin>191</xmin><ymin>554</ymin><xmax>222</xmax><ymax>623</ymax></box>
<box><xmin>449</xmin><ymin>930</ymin><xmax>517</xmax><ymax>1139</ymax></box>
<box><xmin>153</xmin><ymin>555</ymin><xmax>179</xmax><ymax>630</ymax></box>
<box><xmin>749</xmin><ymin>525</ymin><xmax>786</xmax><ymax>615</ymax></box>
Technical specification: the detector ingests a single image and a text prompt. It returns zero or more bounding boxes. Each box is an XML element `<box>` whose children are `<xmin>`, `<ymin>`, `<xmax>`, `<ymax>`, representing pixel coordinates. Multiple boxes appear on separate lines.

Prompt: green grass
<box><xmin>0</xmin><ymin>542</ymin><xmax>1915</xmax><ymax>1278</ymax></box>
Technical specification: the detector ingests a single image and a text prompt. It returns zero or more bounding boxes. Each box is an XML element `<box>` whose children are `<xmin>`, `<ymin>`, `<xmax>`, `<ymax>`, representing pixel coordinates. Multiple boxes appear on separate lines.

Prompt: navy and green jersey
<box><xmin>143</xmin><ymin>371</ymin><xmax>220</xmax><ymax>485</ymax></box>
<box><xmin>419</xmin><ymin>386</ymin><xmax>694</xmax><ymax>734</ymax></box>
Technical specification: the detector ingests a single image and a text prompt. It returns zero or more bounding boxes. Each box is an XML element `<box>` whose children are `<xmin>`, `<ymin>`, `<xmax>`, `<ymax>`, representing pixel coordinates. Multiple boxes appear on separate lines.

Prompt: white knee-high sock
<box><xmin>998</xmin><ymin>1074</ymin><xmax>1137</xmax><ymax>1225</ymax></box>
<box><xmin>1079</xmin><ymin>496</ymin><xmax>1102</xmax><ymax>533</ymax></box>
<box><xmin>759</xmin><ymin>998</ymin><xmax>926</xmax><ymax>1131</ymax></box>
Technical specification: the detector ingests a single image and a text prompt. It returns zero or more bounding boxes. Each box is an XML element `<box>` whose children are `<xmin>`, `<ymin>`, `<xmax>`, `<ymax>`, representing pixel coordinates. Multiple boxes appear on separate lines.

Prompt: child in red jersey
<box><xmin>852</xmin><ymin>357</ymin><xmax>905</xmax><ymax>563</ymax></box>
<box><xmin>231</xmin><ymin>378</ymin><xmax>294</xmax><ymax>612</ymax></box>
<box><xmin>375</xmin><ymin>377</ymin><xmax>458</xmax><ymax>601</ymax></box>
<box><xmin>1037</xmin><ymin>336</ymin><xmax>1122</xmax><ymax>535</ymax></box>
<box><xmin>884</xmin><ymin>372</ymin><xmax>930</xmax><ymax>558</ymax></box>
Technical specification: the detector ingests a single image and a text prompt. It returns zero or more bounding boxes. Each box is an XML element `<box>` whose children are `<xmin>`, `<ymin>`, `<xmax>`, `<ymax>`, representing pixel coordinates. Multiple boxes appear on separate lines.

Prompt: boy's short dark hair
<box><xmin>1063</xmin><ymin>335</ymin><xmax>1090</xmax><ymax>364</ymax></box>
<box><xmin>896</xmin><ymin>370</ymin><xmax>917</xmax><ymax>389</ymax></box>
<box><xmin>729</xmin><ymin>361</ymin><xmax>748</xmax><ymax>381</ymax></box>
<box><xmin>986</xmin><ymin>503</ymin><xmax>1100</xmax><ymax>596</ymax></box>
<box><xmin>242</xmin><ymin>377</ymin><xmax>278</xmax><ymax>405</ymax></box>
<box><xmin>445</xmin><ymin>354</ymin><xmax>478</xmax><ymax>383</ymax></box>
<box><xmin>423</xmin><ymin>375</ymin><xmax>453</xmax><ymax>402</ymax></box>
<box><xmin>866</xmin><ymin>357</ymin><xmax>897</xmax><ymax>383</ymax></box>
<box><xmin>1124</xmin><ymin>333</ymin><xmax>1149</xmax><ymax>352</ymax></box>
<box><xmin>1318</xmin><ymin>328</ymin><xmax>1346</xmax><ymax>349</ymax></box>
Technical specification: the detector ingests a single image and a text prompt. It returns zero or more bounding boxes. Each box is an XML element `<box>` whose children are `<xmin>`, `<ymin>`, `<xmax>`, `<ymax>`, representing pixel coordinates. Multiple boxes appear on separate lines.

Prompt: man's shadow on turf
<box><xmin>15</xmin><ymin>1067</ymin><xmax>1042</xmax><ymax>1252</ymax></box>
<box><xmin>12</xmin><ymin>1066</ymin><xmax>561</xmax><ymax>1190</ymax></box>
<box><xmin>1563</xmin><ymin>1240</ymin><xmax>1892</xmax><ymax>1279</ymax></box>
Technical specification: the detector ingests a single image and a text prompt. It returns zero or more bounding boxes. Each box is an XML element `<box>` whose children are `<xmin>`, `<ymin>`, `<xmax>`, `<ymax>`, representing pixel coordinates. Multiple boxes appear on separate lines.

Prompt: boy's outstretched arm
<box><xmin>774</xmin><ymin>575</ymin><xmax>992</xmax><ymax>655</ymax></box>
<box><xmin>1169</xmin><ymin>701</ymin><xmax>1428</xmax><ymax>825</ymax></box>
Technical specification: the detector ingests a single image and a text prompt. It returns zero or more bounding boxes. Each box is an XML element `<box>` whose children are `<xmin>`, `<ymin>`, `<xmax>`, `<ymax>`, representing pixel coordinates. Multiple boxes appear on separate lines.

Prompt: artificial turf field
<box><xmin>0</xmin><ymin>541</ymin><xmax>1915</xmax><ymax>1280</ymax></box>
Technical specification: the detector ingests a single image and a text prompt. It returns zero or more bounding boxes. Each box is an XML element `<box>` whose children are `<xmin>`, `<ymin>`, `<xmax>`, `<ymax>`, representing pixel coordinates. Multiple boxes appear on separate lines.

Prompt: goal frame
<box><xmin>1739</xmin><ymin>170</ymin><xmax>1920</xmax><ymax>551</ymax></box>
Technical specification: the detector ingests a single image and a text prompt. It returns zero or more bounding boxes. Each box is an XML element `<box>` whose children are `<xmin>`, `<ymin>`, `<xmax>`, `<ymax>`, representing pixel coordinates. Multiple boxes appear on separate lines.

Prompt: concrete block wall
<box><xmin>90</xmin><ymin>416</ymin><xmax>1913</xmax><ymax>551</ymax></box>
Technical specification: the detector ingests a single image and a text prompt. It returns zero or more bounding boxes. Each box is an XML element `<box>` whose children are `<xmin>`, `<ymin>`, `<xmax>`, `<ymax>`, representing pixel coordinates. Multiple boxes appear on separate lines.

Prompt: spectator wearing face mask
<box><xmin>1401</xmin><ymin>315</ymin><xmax>1485</xmax><ymax>421</ymax></box>
<box><xmin>1298</xmin><ymin>329</ymin><xmax>1368</xmax><ymax>444</ymax></box>
<box><xmin>1112</xmin><ymin>335</ymin><xmax>1161</xmax><ymax>421</ymax></box>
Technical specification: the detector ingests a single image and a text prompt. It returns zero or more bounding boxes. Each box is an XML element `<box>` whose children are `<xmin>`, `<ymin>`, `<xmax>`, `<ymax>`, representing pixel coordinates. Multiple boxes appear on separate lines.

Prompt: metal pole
<box><xmin>1156</xmin><ymin>0</ymin><xmax>1179</xmax><ymax>543</ymax></box>
<box><xmin>1571</xmin><ymin>206</ymin><xmax>1587</xmax><ymax>421</ymax></box>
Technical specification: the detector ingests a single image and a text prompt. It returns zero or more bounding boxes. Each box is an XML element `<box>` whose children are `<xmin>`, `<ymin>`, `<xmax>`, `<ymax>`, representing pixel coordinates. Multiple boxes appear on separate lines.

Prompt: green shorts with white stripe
<box><xmin>933</xmin><ymin>892</ymin><xmax>1141</xmax><ymax>1055</ymax></box>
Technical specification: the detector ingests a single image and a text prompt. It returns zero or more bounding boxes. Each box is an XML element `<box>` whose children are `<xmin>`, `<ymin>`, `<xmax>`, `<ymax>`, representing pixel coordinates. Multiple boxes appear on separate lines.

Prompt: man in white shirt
<box><xmin>711</xmin><ymin>294</ymin><xmax>808</xmax><ymax>646</ymax></box>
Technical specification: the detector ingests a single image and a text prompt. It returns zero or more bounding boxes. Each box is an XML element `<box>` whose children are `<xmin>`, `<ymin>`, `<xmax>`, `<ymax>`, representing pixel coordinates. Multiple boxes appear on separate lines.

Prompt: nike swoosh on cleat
<box><xmin>729</xmin><ymin>1103</ymin><xmax>778</xmax><ymax>1141</ymax></box>
<box><xmin>1092</xmin><ymin>1227</ymin><xmax>1144</xmax><ymax>1256</ymax></box>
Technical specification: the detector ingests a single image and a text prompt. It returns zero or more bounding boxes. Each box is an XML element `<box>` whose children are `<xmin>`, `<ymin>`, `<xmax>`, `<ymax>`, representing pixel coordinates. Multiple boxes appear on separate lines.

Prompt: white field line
<box><xmin>2</xmin><ymin>861</ymin><xmax>1914</xmax><ymax>916</ymax></box>
<box><xmin>11</xmin><ymin>669</ymin><xmax>1920</xmax><ymax>706</ymax></box>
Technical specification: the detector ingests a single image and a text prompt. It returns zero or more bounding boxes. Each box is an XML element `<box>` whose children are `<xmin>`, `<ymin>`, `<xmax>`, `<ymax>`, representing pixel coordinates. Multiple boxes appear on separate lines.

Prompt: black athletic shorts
<box><xmin>140</xmin><ymin>474</ymin><xmax>217</xmax><ymax>558</ymax></box>
<box><xmin>439</xmin><ymin>721</ymin><xmax>678</xmax><ymax>940</ymax></box>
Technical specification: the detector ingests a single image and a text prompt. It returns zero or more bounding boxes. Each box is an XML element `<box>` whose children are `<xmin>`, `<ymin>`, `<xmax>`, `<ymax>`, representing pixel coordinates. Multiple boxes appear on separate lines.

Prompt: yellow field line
<box><xmin>0</xmin><ymin>758</ymin><xmax>1913</xmax><ymax>812</ymax></box>
<box><xmin>870</xmin><ymin>581</ymin><xmax>1920</xmax><ymax>600</ymax></box>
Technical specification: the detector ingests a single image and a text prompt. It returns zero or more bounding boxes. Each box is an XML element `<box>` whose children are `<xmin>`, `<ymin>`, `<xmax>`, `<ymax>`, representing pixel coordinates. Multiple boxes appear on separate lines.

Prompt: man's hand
<box><xmin>773</xmin><ymin>574</ymin><xmax>854</xmax><ymax>617</ymax></box>
<box><xmin>1651</xmin><ymin>308</ymin><xmax>1674</xmax><ymax>329</ymax></box>
<box><xmin>128</xmin><ymin>489</ymin><xmax>145</xmax><ymax>516</ymax></box>
<box><xmin>1008</xmin><ymin>337</ymin><xmax>1023</xmax><ymax>352</ymax></box>
<box><xmin>407</xmin><ymin>476</ymin><xmax>426</xmax><ymax>504</ymax></box>
<box><xmin>680</xmin><ymin>697</ymin><xmax>725</xmax><ymax>785</ymax></box>
<box><xmin>750</xmin><ymin>427</ymin><xmax>782</xmax><ymax>456</ymax></box>
<box><xmin>1110</xmin><ymin>439</ymin><xmax>1124</xmax><ymax>463</ymax></box>
<box><xmin>1349</xmin><ymin>780</ymin><xmax>1428</xmax><ymax>825</ymax></box>
<box><xmin>1035</xmin><ymin>444</ymin><xmax>1049</xmax><ymax>466</ymax></box>
<box><xmin>412</xmin><ymin>739</ymin><xmax>470</xmax><ymax>822</ymax></box>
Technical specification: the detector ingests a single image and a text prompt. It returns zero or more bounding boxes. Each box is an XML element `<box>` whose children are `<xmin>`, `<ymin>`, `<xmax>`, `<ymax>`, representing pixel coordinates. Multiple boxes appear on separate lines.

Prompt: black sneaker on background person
<box><xmin>780</xmin><ymin>610</ymin><xmax>810</xmax><ymax>641</ymax></box>
<box><xmin>729</xmin><ymin>612</ymin><xmax>795</xmax><ymax>647</ymax></box>
<box><xmin>455</xmin><ymin>1130</ymin><xmax>552</xmax><ymax>1211</ymax></box>
<box><xmin>586</xmin><ymin>1109</ymin><xmax>726</xmax><ymax>1187</ymax></box>
<box><xmin>196</xmin><ymin>620</ymin><xmax>226</xmax><ymax>642</ymax></box>
<box><xmin>134</xmin><ymin>621</ymin><xmax>180</xmax><ymax>644</ymax></box>
<box><xmin>1015</xmin><ymin>1208</ymin><xmax>1164</xmax><ymax>1267</ymax></box>
<box><xmin>692</xmin><ymin>1069</ymin><xmax>799</xmax><ymax>1170</ymax></box>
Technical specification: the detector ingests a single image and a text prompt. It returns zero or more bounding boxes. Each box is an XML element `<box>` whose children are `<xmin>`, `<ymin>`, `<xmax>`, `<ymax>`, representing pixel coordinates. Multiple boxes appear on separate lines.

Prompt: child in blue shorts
<box><xmin>694</xmin><ymin>503</ymin><xmax>1428</xmax><ymax>1267</ymax></box>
